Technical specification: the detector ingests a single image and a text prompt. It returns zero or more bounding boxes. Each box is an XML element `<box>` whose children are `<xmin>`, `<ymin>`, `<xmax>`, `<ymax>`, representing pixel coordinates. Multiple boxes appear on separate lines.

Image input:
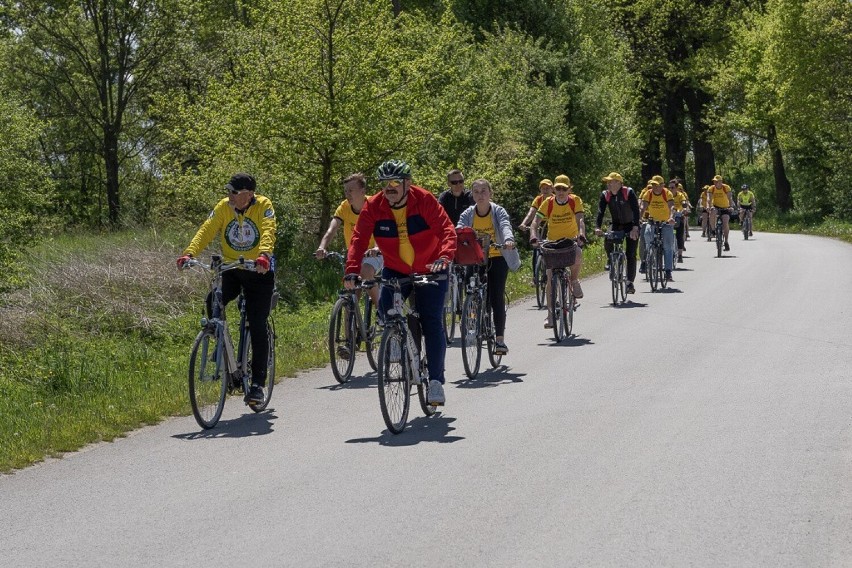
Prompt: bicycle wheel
<box><xmin>461</xmin><ymin>292</ymin><xmax>482</xmax><ymax>379</ymax></box>
<box><xmin>657</xmin><ymin>248</ymin><xmax>667</xmax><ymax>290</ymax></box>
<box><xmin>328</xmin><ymin>297</ymin><xmax>356</xmax><ymax>384</ymax></box>
<box><xmin>648</xmin><ymin>248</ymin><xmax>659</xmax><ymax>292</ymax></box>
<box><xmin>743</xmin><ymin>216</ymin><xmax>750</xmax><ymax>240</ymax></box>
<box><xmin>551</xmin><ymin>272</ymin><xmax>565</xmax><ymax>342</ymax></box>
<box><xmin>363</xmin><ymin>295</ymin><xmax>378</xmax><ymax>372</ymax></box>
<box><xmin>616</xmin><ymin>252</ymin><xmax>627</xmax><ymax>303</ymax></box>
<box><xmin>377</xmin><ymin>325</ymin><xmax>410</xmax><ymax>434</ymax></box>
<box><xmin>486</xmin><ymin>309</ymin><xmax>502</xmax><ymax>368</ymax></box>
<box><xmin>534</xmin><ymin>253</ymin><xmax>546</xmax><ymax>309</ymax></box>
<box><xmin>563</xmin><ymin>274</ymin><xmax>573</xmax><ymax>337</ymax></box>
<box><xmin>716</xmin><ymin>230</ymin><xmax>723</xmax><ymax>257</ymax></box>
<box><xmin>416</xmin><ymin>358</ymin><xmax>438</xmax><ymax>416</ymax></box>
<box><xmin>241</xmin><ymin>322</ymin><xmax>276</xmax><ymax>412</ymax></box>
<box><xmin>442</xmin><ymin>273</ymin><xmax>457</xmax><ymax>344</ymax></box>
<box><xmin>189</xmin><ymin>328</ymin><xmax>227</xmax><ymax>429</ymax></box>
<box><xmin>609</xmin><ymin>252</ymin><xmax>619</xmax><ymax>305</ymax></box>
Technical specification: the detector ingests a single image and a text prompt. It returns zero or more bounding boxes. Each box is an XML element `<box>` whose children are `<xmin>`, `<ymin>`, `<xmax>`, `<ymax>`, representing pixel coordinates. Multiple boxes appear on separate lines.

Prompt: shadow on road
<box><xmin>600</xmin><ymin>301</ymin><xmax>648</xmax><ymax>309</ymax></box>
<box><xmin>546</xmin><ymin>335</ymin><xmax>594</xmax><ymax>348</ymax></box>
<box><xmin>172</xmin><ymin>411</ymin><xmax>278</xmax><ymax>440</ymax></box>
<box><xmin>450</xmin><ymin>367</ymin><xmax>526</xmax><ymax>388</ymax></box>
<box><xmin>658</xmin><ymin>287</ymin><xmax>683</xmax><ymax>294</ymax></box>
<box><xmin>345</xmin><ymin>415</ymin><xmax>464</xmax><ymax>446</ymax></box>
<box><xmin>316</xmin><ymin>372</ymin><xmax>378</xmax><ymax>391</ymax></box>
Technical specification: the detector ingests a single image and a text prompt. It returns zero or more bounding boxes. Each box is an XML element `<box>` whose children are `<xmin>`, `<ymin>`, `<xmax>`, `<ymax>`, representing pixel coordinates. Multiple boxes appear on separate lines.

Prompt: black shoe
<box><xmin>639</xmin><ymin>261</ymin><xmax>646</xmax><ymax>274</ymax></box>
<box><xmin>245</xmin><ymin>384</ymin><xmax>265</xmax><ymax>405</ymax></box>
<box><xmin>724</xmin><ymin>242</ymin><xmax>730</xmax><ymax>251</ymax></box>
<box><xmin>626</xmin><ymin>282</ymin><xmax>636</xmax><ymax>294</ymax></box>
<box><xmin>493</xmin><ymin>341</ymin><xmax>508</xmax><ymax>355</ymax></box>
<box><xmin>665</xmin><ymin>270</ymin><xmax>673</xmax><ymax>281</ymax></box>
<box><xmin>677</xmin><ymin>254</ymin><xmax>683</xmax><ymax>263</ymax></box>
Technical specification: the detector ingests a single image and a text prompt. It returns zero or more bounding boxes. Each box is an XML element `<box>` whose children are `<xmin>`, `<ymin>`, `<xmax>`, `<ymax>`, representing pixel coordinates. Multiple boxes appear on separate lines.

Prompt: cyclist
<box><xmin>708</xmin><ymin>174</ymin><xmax>733</xmax><ymax>251</ymax></box>
<box><xmin>315</xmin><ymin>172</ymin><xmax>383</xmax><ymax>310</ymax></box>
<box><xmin>519</xmin><ymin>178</ymin><xmax>553</xmax><ymax>232</ymax></box>
<box><xmin>737</xmin><ymin>184</ymin><xmax>756</xmax><ymax>236</ymax></box>
<box><xmin>639</xmin><ymin>177</ymin><xmax>676</xmax><ymax>281</ymax></box>
<box><xmin>345</xmin><ymin>159</ymin><xmax>456</xmax><ymax>405</ymax></box>
<box><xmin>176</xmin><ymin>173</ymin><xmax>276</xmax><ymax>405</ymax></box>
<box><xmin>528</xmin><ymin>175</ymin><xmax>586</xmax><ymax>328</ymax></box>
<box><xmin>457</xmin><ymin>178</ymin><xmax>520</xmax><ymax>355</ymax></box>
<box><xmin>669</xmin><ymin>178</ymin><xmax>691</xmax><ymax>263</ymax></box>
<box><xmin>438</xmin><ymin>169</ymin><xmax>475</xmax><ymax>226</ymax></box>
<box><xmin>594</xmin><ymin>172</ymin><xmax>640</xmax><ymax>294</ymax></box>
<box><xmin>637</xmin><ymin>175</ymin><xmax>663</xmax><ymax>273</ymax></box>
<box><xmin>698</xmin><ymin>185</ymin><xmax>711</xmax><ymax>238</ymax></box>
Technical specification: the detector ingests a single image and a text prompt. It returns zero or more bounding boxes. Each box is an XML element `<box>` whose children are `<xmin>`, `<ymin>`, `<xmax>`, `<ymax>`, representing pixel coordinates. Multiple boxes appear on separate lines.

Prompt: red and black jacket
<box><xmin>346</xmin><ymin>185</ymin><xmax>457</xmax><ymax>275</ymax></box>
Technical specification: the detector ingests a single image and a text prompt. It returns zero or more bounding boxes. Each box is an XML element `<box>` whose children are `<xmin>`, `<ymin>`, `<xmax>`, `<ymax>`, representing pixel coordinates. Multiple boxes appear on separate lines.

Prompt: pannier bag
<box><xmin>455</xmin><ymin>227</ymin><xmax>488</xmax><ymax>266</ymax></box>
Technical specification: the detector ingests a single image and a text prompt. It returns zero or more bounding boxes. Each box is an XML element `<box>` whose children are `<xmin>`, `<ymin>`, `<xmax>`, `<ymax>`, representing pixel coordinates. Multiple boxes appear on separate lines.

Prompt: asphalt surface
<box><xmin>2</xmin><ymin>230</ymin><xmax>851</xmax><ymax>567</ymax></box>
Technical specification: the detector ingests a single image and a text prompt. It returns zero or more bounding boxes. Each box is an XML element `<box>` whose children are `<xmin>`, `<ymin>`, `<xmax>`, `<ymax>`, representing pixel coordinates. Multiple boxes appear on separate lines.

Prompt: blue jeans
<box><xmin>379</xmin><ymin>267</ymin><xmax>448</xmax><ymax>384</ymax></box>
<box><xmin>643</xmin><ymin>223</ymin><xmax>675</xmax><ymax>271</ymax></box>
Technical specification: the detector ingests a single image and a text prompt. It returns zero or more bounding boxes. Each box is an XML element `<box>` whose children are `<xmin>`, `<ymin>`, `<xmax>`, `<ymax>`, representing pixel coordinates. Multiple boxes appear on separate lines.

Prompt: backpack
<box><xmin>454</xmin><ymin>227</ymin><xmax>485</xmax><ymax>265</ymax></box>
<box><xmin>603</xmin><ymin>186</ymin><xmax>629</xmax><ymax>203</ymax></box>
<box><xmin>544</xmin><ymin>195</ymin><xmax>577</xmax><ymax>216</ymax></box>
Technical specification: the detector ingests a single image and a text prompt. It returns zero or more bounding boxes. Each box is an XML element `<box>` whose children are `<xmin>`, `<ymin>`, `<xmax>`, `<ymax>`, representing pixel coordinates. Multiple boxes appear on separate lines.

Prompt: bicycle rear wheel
<box><xmin>241</xmin><ymin>322</ymin><xmax>276</xmax><ymax>412</ymax></box>
<box><xmin>328</xmin><ymin>297</ymin><xmax>356</xmax><ymax>384</ymax></box>
<box><xmin>377</xmin><ymin>325</ymin><xmax>410</xmax><ymax>434</ymax></box>
<box><xmin>189</xmin><ymin>329</ymin><xmax>227</xmax><ymax>429</ymax></box>
<box><xmin>486</xmin><ymin>309</ymin><xmax>502</xmax><ymax>368</ymax></box>
<box><xmin>461</xmin><ymin>292</ymin><xmax>482</xmax><ymax>379</ymax></box>
<box><xmin>363</xmin><ymin>295</ymin><xmax>378</xmax><ymax>372</ymax></box>
<box><xmin>534</xmin><ymin>253</ymin><xmax>546</xmax><ymax>309</ymax></box>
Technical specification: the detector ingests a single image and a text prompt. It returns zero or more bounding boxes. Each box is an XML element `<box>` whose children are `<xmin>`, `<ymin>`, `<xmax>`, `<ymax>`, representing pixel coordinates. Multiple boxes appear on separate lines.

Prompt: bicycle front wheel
<box><xmin>329</xmin><ymin>297</ymin><xmax>356</xmax><ymax>384</ymax></box>
<box><xmin>657</xmin><ymin>248</ymin><xmax>667</xmax><ymax>290</ymax></box>
<box><xmin>551</xmin><ymin>272</ymin><xmax>565</xmax><ymax>342</ymax></box>
<box><xmin>534</xmin><ymin>253</ymin><xmax>546</xmax><ymax>309</ymax></box>
<box><xmin>648</xmin><ymin>249</ymin><xmax>659</xmax><ymax>292</ymax></box>
<box><xmin>189</xmin><ymin>329</ymin><xmax>227</xmax><ymax>429</ymax></box>
<box><xmin>443</xmin><ymin>274</ymin><xmax>457</xmax><ymax>344</ymax></box>
<box><xmin>616</xmin><ymin>253</ymin><xmax>627</xmax><ymax>303</ymax></box>
<box><xmin>609</xmin><ymin>253</ymin><xmax>619</xmax><ymax>305</ymax></box>
<box><xmin>461</xmin><ymin>292</ymin><xmax>483</xmax><ymax>379</ymax></box>
<box><xmin>363</xmin><ymin>295</ymin><xmax>378</xmax><ymax>372</ymax></box>
<box><xmin>562</xmin><ymin>275</ymin><xmax>573</xmax><ymax>338</ymax></box>
<box><xmin>486</xmin><ymin>309</ymin><xmax>502</xmax><ymax>368</ymax></box>
<box><xmin>377</xmin><ymin>325</ymin><xmax>411</xmax><ymax>434</ymax></box>
<box><xmin>716</xmin><ymin>224</ymin><xmax>723</xmax><ymax>257</ymax></box>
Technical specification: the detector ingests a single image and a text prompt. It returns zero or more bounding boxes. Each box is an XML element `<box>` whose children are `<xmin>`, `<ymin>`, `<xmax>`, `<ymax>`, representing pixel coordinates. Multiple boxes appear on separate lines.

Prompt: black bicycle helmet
<box><xmin>741</xmin><ymin>184</ymin><xmax>749</xmax><ymax>190</ymax></box>
<box><xmin>376</xmin><ymin>159</ymin><xmax>412</xmax><ymax>181</ymax></box>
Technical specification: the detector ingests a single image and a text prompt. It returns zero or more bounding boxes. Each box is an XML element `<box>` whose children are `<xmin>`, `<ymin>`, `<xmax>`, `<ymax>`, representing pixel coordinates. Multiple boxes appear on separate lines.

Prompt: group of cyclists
<box><xmin>176</xmin><ymin>163</ymin><xmax>756</xmax><ymax>412</ymax></box>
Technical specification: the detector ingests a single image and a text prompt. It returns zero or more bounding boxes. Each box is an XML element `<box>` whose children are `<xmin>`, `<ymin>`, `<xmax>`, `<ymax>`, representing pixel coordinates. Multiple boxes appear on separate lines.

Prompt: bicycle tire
<box><xmin>189</xmin><ymin>328</ymin><xmax>227</xmax><ymax>429</ymax></box>
<box><xmin>377</xmin><ymin>324</ymin><xmax>410</xmax><ymax>434</ymax></box>
<box><xmin>617</xmin><ymin>253</ymin><xmax>627</xmax><ymax>303</ymax></box>
<box><xmin>461</xmin><ymin>292</ymin><xmax>482</xmax><ymax>379</ymax></box>
<box><xmin>610</xmin><ymin>252</ymin><xmax>618</xmax><ymax>305</ymax></box>
<box><xmin>551</xmin><ymin>272</ymin><xmax>565</xmax><ymax>342</ymax></box>
<box><xmin>363</xmin><ymin>295</ymin><xmax>378</xmax><ymax>372</ymax></box>
<box><xmin>443</xmin><ymin>272</ymin><xmax>458</xmax><ymax>344</ymax></box>
<box><xmin>328</xmin><ymin>297</ymin><xmax>356</xmax><ymax>384</ymax></box>
<box><xmin>657</xmin><ymin>247</ymin><xmax>667</xmax><ymax>290</ymax></box>
<box><xmin>534</xmin><ymin>253</ymin><xmax>546</xmax><ymax>309</ymax></box>
<box><xmin>416</xmin><ymin>358</ymin><xmax>438</xmax><ymax>416</ymax></box>
<box><xmin>648</xmin><ymin>247</ymin><xmax>659</xmax><ymax>292</ymax></box>
<box><xmin>716</xmin><ymin>219</ymin><xmax>724</xmax><ymax>257</ymax></box>
<box><xmin>486</xmin><ymin>308</ymin><xmax>502</xmax><ymax>368</ymax></box>
<box><xmin>242</xmin><ymin>322</ymin><xmax>276</xmax><ymax>412</ymax></box>
<box><xmin>743</xmin><ymin>215</ymin><xmax>750</xmax><ymax>240</ymax></box>
<box><xmin>563</xmin><ymin>274</ymin><xmax>573</xmax><ymax>337</ymax></box>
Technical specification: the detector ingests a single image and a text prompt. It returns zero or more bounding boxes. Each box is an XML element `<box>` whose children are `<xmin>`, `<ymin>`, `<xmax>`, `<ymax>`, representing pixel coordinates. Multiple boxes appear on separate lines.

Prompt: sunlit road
<box><xmin>2</xmin><ymin>231</ymin><xmax>851</xmax><ymax>567</ymax></box>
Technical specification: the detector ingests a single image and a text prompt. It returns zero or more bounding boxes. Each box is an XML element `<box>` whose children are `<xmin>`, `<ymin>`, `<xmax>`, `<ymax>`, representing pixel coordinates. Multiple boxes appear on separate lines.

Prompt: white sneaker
<box><xmin>427</xmin><ymin>380</ymin><xmax>445</xmax><ymax>405</ymax></box>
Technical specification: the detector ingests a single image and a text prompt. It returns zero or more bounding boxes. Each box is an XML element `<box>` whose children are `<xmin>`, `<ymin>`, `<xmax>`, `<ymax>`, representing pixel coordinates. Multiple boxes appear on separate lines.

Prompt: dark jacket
<box><xmin>596</xmin><ymin>186</ymin><xmax>640</xmax><ymax>230</ymax></box>
<box><xmin>438</xmin><ymin>189</ymin><xmax>475</xmax><ymax>226</ymax></box>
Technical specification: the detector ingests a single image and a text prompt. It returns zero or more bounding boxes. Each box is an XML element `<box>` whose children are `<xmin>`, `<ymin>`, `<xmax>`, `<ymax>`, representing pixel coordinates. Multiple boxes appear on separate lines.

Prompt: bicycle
<box><xmin>184</xmin><ymin>256</ymin><xmax>277</xmax><ymax>429</ymax></box>
<box><xmin>713</xmin><ymin>207</ymin><xmax>725</xmax><ymax>257</ymax></box>
<box><xmin>741</xmin><ymin>208</ymin><xmax>753</xmax><ymax>240</ymax></box>
<box><xmin>442</xmin><ymin>263</ymin><xmax>465</xmax><ymax>344</ymax></box>
<box><xmin>644</xmin><ymin>221</ymin><xmax>669</xmax><ymax>292</ymax></box>
<box><xmin>531</xmin><ymin>225</ymin><xmax>548</xmax><ymax>309</ymax></box>
<box><xmin>322</xmin><ymin>252</ymin><xmax>379</xmax><ymax>384</ymax></box>
<box><xmin>538</xmin><ymin>239</ymin><xmax>578</xmax><ymax>342</ymax></box>
<box><xmin>374</xmin><ymin>273</ymin><xmax>444</xmax><ymax>434</ymax></box>
<box><xmin>605</xmin><ymin>231</ymin><xmax>628</xmax><ymax>305</ymax></box>
<box><xmin>460</xmin><ymin>243</ymin><xmax>506</xmax><ymax>379</ymax></box>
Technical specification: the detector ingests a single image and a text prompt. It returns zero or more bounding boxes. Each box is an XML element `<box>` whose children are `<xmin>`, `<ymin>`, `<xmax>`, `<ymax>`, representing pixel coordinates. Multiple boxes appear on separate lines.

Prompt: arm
<box><xmin>495</xmin><ymin>205</ymin><xmax>516</xmax><ymax>249</ymax></box>
<box><xmin>595</xmin><ymin>193</ymin><xmax>606</xmax><ymax>230</ymax></box>
<box><xmin>519</xmin><ymin>206</ymin><xmax>538</xmax><ymax>229</ymax></box>
<box><xmin>346</xmin><ymin>202</ymin><xmax>374</xmax><ymax>276</ymax></box>
<box><xmin>576</xmin><ymin>212</ymin><xmax>586</xmax><ymax>242</ymax></box>
<box><xmin>316</xmin><ymin>218</ymin><xmax>342</xmax><ymax>258</ymax></box>
<box><xmin>183</xmin><ymin>204</ymin><xmax>224</xmax><ymax>257</ymax></box>
<box><xmin>667</xmin><ymin>199</ymin><xmax>676</xmax><ymax>224</ymax></box>
<box><xmin>257</xmin><ymin>198</ymin><xmax>277</xmax><ymax>258</ymax></box>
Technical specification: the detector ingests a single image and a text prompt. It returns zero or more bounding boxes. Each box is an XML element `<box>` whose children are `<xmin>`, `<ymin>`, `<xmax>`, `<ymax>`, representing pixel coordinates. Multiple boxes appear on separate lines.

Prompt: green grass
<box><xmin>0</xmin><ymin>230</ymin><xmax>608</xmax><ymax>472</ymax></box>
<box><xmin>752</xmin><ymin>212</ymin><xmax>852</xmax><ymax>244</ymax></box>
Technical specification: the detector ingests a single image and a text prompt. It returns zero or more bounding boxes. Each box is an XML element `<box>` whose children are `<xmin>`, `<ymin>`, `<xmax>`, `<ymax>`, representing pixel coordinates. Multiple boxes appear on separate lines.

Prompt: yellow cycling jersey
<box><xmin>710</xmin><ymin>184</ymin><xmax>732</xmax><ymax>208</ymax></box>
<box><xmin>537</xmin><ymin>194</ymin><xmax>583</xmax><ymax>240</ymax></box>
<box><xmin>472</xmin><ymin>209</ymin><xmax>501</xmax><ymax>259</ymax></box>
<box><xmin>642</xmin><ymin>189</ymin><xmax>673</xmax><ymax>222</ymax></box>
<box><xmin>334</xmin><ymin>199</ymin><xmax>376</xmax><ymax>249</ymax></box>
<box><xmin>184</xmin><ymin>195</ymin><xmax>276</xmax><ymax>263</ymax></box>
<box><xmin>738</xmin><ymin>190</ymin><xmax>755</xmax><ymax>206</ymax></box>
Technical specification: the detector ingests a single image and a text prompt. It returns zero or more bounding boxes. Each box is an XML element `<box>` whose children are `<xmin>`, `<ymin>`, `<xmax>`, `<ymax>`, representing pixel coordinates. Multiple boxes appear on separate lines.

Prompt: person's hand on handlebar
<box><xmin>314</xmin><ymin>248</ymin><xmax>327</xmax><ymax>260</ymax></box>
<box><xmin>428</xmin><ymin>257</ymin><xmax>450</xmax><ymax>273</ymax></box>
<box><xmin>594</xmin><ymin>227</ymin><xmax>603</xmax><ymax>237</ymax></box>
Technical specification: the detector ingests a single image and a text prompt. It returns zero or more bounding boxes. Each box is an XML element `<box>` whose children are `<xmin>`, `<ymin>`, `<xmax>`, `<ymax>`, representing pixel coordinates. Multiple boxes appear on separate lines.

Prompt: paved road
<box><xmin>2</xmin><ymin>232</ymin><xmax>852</xmax><ymax>567</ymax></box>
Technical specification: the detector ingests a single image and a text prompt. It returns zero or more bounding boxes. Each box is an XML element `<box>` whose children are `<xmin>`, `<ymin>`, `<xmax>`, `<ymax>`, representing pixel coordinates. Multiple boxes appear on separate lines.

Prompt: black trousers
<box><xmin>479</xmin><ymin>256</ymin><xmax>509</xmax><ymax>336</ymax></box>
<box><xmin>603</xmin><ymin>224</ymin><xmax>639</xmax><ymax>283</ymax></box>
<box><xmin>207</xmin><ymin>270</ymin><xmax>275</xmax><ymax>386</ymax></box>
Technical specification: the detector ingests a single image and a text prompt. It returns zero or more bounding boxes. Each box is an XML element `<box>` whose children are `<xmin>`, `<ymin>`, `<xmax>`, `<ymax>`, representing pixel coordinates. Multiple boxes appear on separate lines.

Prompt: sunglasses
<box><xmin>554</xmin><ymin>187</ymin><xmax>570</xmax><ymax>192</ymax></box>
<box><xmin>449</xmin><ymin>179</ymin><xmax>464</xmax><ymax>185</ymax></box>
<box><xmin>228</xmin><ymin>188</ymin><xmax>252</xmax><ymax>196</ymax></box>
<box><xmin>382</xmin><ymin>179</ymin><xmax>403</xmax><ymax>189</ymax></box>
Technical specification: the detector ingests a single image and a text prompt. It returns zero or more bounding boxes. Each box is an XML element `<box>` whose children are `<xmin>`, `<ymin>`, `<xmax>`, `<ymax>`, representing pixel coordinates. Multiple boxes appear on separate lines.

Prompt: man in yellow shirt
<box><xmin>698</xmin><ymin>185</ymin><xmax>711</xmax><ymax>238</ymax></box>
<box><xmin>737</xmin><ymin>184</ymin><xmax>756</xmax><ymax>237</ymax></box>
<box><xmin>639</xmin><ymin>178</ymin><xmax>676</xmax><ymax>280</ymax></box>
<box><xmin>708</xmin><ymin>174</ymin><xmax>733</xmax><ymax>251</ymax></box>
<box><xmin>528</xmin><ymin>176</ymin><xmax>586</xmax><ymax>327</ymax></box>
<box><xmin>315</xmin><ymin>172</ymin><xmax>382</xmax><ymax>310</ymax></box>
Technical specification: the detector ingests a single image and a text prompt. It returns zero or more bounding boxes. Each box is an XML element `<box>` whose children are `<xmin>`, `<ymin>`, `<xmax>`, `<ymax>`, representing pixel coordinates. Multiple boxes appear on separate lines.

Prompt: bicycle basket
<box><xmin>539</xmin><ymin>238</ymin><xmax>577</xmax><ymax>269</ymax></box>
<box><xmin>455</xmin><ymin>227</ymin><xmax>487</xmax><ymax>266</ymax></box>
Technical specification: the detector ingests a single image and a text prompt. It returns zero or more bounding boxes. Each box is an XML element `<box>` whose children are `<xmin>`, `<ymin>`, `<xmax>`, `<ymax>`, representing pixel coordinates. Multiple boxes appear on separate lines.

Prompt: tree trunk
<box><xmin>640</xmin><ymin>132</ymin><xmax>662</xmax><ymax>185</ymax></box>
<box><xmin>767</xmin><ymin>123</ymin><xmax>793</xmax><ymax>212</ymax></box>
<box><xmin>662</xmin><ymin>89</ymin><xmax>687</xmax><ymax>181</ymax></box>
<box><xmin>104</xmin><ymin>128</ymin><xmax>121</xmax><ymax>226</ymax></box>
<box><xmin>391</xmin><ymin>0</ymin><xmax>401</xmax><ymax>17</ymax></box>
<box><xmin>684</xmin><ymin>88</ymin><xmax>716</xmax><ymax>196</ymax></box>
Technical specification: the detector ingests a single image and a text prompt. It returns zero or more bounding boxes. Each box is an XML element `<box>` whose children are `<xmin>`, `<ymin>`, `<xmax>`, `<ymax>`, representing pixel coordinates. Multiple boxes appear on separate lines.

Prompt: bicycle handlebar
<box><xmin>182</xmin><ymin>256</ymin><xmax>258</xmax><ymax>273</ymax></box>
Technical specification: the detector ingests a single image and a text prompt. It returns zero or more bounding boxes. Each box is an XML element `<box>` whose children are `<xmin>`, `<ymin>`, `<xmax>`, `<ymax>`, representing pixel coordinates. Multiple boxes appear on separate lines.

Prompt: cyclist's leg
<box><xmin>709</xmin><ymin>208</ymin><xmax>718</xmax><ymax>235</ymax></box>
<box><xmin>360</xmin><ymin>256</ymin><xmax>382</xmax><ymax>308</ymax></box>
<box><xmin>603</xmin><ymin>237</ymin><xmax>614</xmax><ymax>269</ymax></box>
<box><xmin>642</xmin><ymin>223</ymin><xmax>653</xmax><ymax>264</ymax></box>
<box><xmin>662</xmin><ymin>224</ymin><xmax>675</xmax><ymax>271</ymax></box>
<box><xmin>722</xmin><ymin>211</ymin><xmax>730</xmax><ymax>242</ymax></box>
<box><xmin>240</xmin><ymin>271</ymin><xmax>275</xmax><ymax>386</ymax></box>
<box><xmin>487</xmin><ymin>257</ymin><xmax>509</xmax><ymax>341</ymax></box>
<box><xmin>569</xmin><ymin>245</ymin><xmax>583</xmax><ymax>298</ymax></box>
<box><xmin>625</xmin><ymin>234</ymin><xmax>638</xmax><ymax>282</ymax></box>
<box><xmin>412</xmin><ymin>274</ymin><xmax>448</xmax><ymax>384</ymax></box>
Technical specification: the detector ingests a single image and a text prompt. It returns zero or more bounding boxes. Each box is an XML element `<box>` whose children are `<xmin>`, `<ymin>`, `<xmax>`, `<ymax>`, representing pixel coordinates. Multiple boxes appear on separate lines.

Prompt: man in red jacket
<box><xmin>345</xmin><ymin>159</ymin><xmax>456</xmax><ymax>405</ymax></box>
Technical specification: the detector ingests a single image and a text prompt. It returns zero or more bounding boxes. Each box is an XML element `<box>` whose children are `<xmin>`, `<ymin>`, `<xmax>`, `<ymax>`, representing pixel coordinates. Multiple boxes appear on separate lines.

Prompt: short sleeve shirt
<box><xmin>642</xmin><ymin>189</ymin><xmax>673</xmax><ymax>222</ymax></box>
<box><xmin>334</xmin><ymin>200</ymin><xmax>376</xmax><ymax>249</ymax></box>
<box><xmin>472</xmin><ymin>208</ymin><xmax>501</xmax><ymax>258</ymax></box>
<box><xmin>710</xmin><ymin>184</ymin><xmax>732</xmax><ymax>208</ymax></box>
<box><xmin>537</xmin><ymin>195</ymin><xmax>584</xmax><ymax>240</ymax></box>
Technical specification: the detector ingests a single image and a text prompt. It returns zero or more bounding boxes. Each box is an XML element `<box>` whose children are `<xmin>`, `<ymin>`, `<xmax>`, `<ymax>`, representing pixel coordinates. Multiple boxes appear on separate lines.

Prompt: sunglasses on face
<box><xmin>228</xmin><ymin>189</ymin><xmax>251</xmax><ymax>196</ymax></box>
<box><xmin>382</xmin><ymin>179</ymin><xmax>403</xmax><ymax>189</ymax></box>
<box><xmin>555</xmin><ymin>187</ymin><xmax>570</xmax><ymax>192</ymax></box>
<box><xmin>449</xmin><ymin>179</ymin><xmax>464</xmax><ymax>185</ymax></box>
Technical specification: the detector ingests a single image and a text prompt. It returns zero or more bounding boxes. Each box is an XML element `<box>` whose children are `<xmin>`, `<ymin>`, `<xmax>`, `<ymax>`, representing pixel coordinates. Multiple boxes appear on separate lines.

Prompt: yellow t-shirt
<box><xmin>643</xmin><ymin>189</ymin><xmax>673</xmax><ymax>222</ymax></box>
<box><xmin>537</xmin><ymin>195</ymin><xmax>583</xmax><ymax>240</ymax></box>
<box><xmin>472</xmin><ymin>209</ymin><xmax>501</xmax><ymax>259</ymax></box>
<box><xmin>333</xmin><ymin>199</ymin><xmax>376</xmax><ymax>248</ymax></box>
<box><xmin>531</xmin><ymin>194</ymin><xmax>547</xmax><ymax>209</ymax></box>
<box><xmin>710</xmin><ymin>184</ymin><xmax>732</xmax><ymax>208</ymax></box>
<box><xmin>672</xmin><ymin>190</ymin><xmax>689</xmax><ymax>212</ymax></box>
<box><xmin>184</xmin><ymin>195</ymin><xmax>276</xmax><ymax>263</ymax></box>
<box><xmin>391</xmin><ymin>206</ymin><xmax>415</xmax><ymax>268</ymax></box>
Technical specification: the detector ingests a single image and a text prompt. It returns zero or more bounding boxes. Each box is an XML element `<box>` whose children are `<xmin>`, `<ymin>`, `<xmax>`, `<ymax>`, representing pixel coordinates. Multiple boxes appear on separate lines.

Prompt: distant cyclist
<box><xmin>708</xmin><ymin>174</ymin><xmax>733</xmax><ymax>251</ymax></box>
<box><xmin>518</xmin><ymin>178</ymin><xmax>554</xmax><ymax>233</ymax></box>
<box><xmin>639</xmin><ymin>177</ymin><xmax>676</xmax><ymax>281</ymax></box>
<box><xmin>669</xmin><ymin>178</ymin><xmax>691</xmax><ymax>263</ymax></box>
<box><xmin>737</xmin><ymin>184</ymin><xmax>756</xmax><ymax>236</ymax></box>
<box><xmin>594</xmin><ymin>172</ymin><xmax>640</xmax><ymax>294</ymax></box>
